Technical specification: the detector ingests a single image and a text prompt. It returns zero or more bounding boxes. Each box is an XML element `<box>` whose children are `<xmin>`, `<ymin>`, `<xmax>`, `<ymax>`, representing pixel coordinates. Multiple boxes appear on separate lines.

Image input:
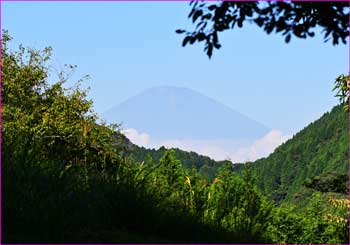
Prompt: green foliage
<box><xmin>304</xmin><ymin>171</ymin><xmax>348</xmax><ymax>194</ymax></box>
<box><xmin>333</xmin><ymin>74</ymin><xmax>350</xmax><ymax>111</ymax></box>
<box><xmin>268</xmin><ymin>205</ymin><xmax>306</xmax><ymax>244</ymax></box>
<box><xmin>204</xmin><ymin>166</ymin><xmax>272</xmax><ymax>242</ymax></box>
<box><xmin>268</xmin><ymin>193</ymin><xmax>347</xmax><ymax>244</ymax></box>
<box><xmin>2</xmin><ymin>30</ymin><xmax>121</xmax><ymax>174</ymax></box>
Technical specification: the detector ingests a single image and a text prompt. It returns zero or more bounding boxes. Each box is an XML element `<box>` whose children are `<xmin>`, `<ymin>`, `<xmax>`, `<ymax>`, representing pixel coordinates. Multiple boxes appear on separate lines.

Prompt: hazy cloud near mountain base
<box><xmin>122</xmin><ymin>128</ymin><xmax>151</xmax><ymax>146</ymax></box>
<box><xmin>122</xmin><ymin>128</ymin><xmax>291</xmax><ymax>162</ymax></box>
<box><xmin>229</xmin><ymin>129</ymin><xmax>291</xmax><ymax>162</ymax></box>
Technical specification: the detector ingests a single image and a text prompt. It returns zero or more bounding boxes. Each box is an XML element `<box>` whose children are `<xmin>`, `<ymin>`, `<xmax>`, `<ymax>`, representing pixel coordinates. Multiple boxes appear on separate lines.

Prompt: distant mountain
<box><xmin>103</xmin><ymin>86</ymin><xmax>269</xmax><ymax>140</ymax></box>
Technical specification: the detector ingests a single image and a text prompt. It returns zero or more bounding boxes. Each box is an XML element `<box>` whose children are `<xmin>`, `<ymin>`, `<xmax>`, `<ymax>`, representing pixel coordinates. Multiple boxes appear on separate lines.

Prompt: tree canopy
<box><xmin>177</xmin><ymin>1</ymin><xmax>350</xmax><ymax>58</ymax></box>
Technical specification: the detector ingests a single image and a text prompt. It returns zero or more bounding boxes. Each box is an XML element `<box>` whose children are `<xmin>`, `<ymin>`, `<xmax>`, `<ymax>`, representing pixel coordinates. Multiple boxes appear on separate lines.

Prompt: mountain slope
<box><xmin>103</xmin><ymin>86</ymin><xmax>269</xmax><ymax>140</ymax></box>
<box><xmin>244</xmin><ymin>105</ymin><xmax>348</xmax><ymax>201</ymax></box>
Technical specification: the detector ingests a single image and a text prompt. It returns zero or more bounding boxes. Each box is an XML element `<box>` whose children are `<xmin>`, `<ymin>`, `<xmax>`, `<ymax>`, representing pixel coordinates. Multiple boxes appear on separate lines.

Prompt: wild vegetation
<box><xmin>3</xmin><ymin>32</ymin><xmax>348</xmax><ymax>244</ymax></box>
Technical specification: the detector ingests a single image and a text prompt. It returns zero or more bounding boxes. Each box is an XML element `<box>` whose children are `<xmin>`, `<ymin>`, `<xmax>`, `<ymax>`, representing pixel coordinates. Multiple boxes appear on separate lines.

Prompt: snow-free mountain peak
<box><xmin>103</xmin><ymin>86</ymin><xmax>269</xmax><ymax>140</ymax></box>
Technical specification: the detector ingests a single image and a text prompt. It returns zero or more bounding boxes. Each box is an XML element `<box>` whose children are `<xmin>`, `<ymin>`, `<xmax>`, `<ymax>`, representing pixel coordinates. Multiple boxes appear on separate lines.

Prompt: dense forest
<box><xmin>3</xmin><ymin>32</ymin><xmax>348</xmax><ymax>244</ymax></box>
<box><xmin>244</xmin><ymin>105</ymin><xmax>348</xmax><ymax>203</ymax></box>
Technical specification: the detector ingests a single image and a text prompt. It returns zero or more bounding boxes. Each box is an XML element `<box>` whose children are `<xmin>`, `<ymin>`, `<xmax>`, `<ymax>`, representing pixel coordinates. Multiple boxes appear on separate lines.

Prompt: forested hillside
<box><xmin>130</xmin><ymin>145</ymin><xmax>228</xmax><ymax>180</ymax></box>
<box><xmin>245</xmin><ymin>105</ymin><xmax>348</xmax><ymax>202</ymax></box>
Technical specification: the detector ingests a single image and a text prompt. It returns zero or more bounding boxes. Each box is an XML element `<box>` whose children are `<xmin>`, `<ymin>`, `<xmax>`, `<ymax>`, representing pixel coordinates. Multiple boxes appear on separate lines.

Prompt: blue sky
<box><xmin>3</xmin><ymin>2</ymin><xmax>348</xmax><ymax>135</ymax></box>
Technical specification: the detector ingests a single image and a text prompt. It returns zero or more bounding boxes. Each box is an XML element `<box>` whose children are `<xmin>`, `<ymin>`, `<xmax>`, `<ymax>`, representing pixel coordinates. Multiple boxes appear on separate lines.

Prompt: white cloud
<box><xmin>121</xmin><ymin>128</ymin><xmax>151</xmax><ymax>147</ymax></box>
<box><xmin>228</xmin><ymin>129</ymin><xmax>291</xmax><ymax>162</ymax></box>
<box><xmin>122</xmin><ymin>128</ymin><xmax>291</xmax><ymax>163</ymax></box>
